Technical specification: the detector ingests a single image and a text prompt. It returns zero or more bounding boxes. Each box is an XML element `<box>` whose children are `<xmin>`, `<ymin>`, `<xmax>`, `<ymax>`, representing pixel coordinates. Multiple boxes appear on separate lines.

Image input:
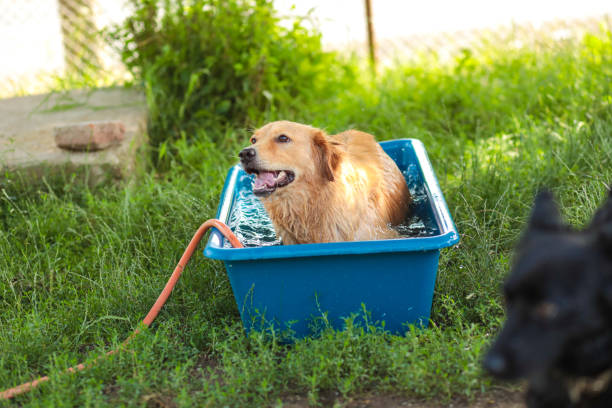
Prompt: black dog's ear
<box><xmin>598</xmin><ymin>281</ymin><xmax>612</xmax><ymax>315</ymax></box>
<box><xmin>589</xmin><ymin>186</ymin><xmax>612</xmax><ymax>252</ymax></box>
<box><xmin>527</xmin><ymin>189</ymin><xmax>564</xmax><ymax>231</ymax></box>
<box><xmin>590</xmin><ymin>187</ymin><xmax>612</xmax><ymax>225</ymax></box>
<box><xmin>598</xmin><ymin>223</ymin><xmax>612</xmax><ymax>252</ymax></box>
<box><xmin>592</xmin><ymin>221</ymin><xmax>612</xmax><ymax>259</ymax></box>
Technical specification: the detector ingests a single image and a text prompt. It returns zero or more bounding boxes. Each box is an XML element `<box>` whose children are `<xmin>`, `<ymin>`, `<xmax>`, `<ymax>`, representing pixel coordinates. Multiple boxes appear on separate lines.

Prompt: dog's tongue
<box><xmin>254</xmin><ymin>171</ymin><xmax>278</xmax><ymax>190</ymax></box>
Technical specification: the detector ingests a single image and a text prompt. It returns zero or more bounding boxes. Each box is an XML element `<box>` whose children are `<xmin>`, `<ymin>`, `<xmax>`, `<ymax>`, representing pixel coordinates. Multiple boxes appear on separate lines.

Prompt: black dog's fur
<box><xmin>484</xmin><ymin>189</ymin><xmax>612</xmax><ymax>408</ymax></box>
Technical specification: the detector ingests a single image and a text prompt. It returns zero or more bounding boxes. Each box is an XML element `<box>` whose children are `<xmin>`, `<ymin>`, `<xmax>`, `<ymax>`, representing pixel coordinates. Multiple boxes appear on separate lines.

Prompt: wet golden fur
<box><xmin>246</xmin><ymin>121</ymin><xmax>411</xmax><ymax>244</ymax></box>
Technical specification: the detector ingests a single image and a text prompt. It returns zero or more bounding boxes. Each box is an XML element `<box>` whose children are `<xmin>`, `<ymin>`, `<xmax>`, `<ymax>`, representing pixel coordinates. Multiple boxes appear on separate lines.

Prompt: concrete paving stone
<box><xmin>0</xmin><ymin>87</ymin><xmax>147</xmax><ymax>184</ymax></box>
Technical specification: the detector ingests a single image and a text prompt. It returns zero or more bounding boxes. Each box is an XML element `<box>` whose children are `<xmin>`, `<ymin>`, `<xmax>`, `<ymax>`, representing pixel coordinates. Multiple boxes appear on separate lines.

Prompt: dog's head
<box><xmin>484</xmin><ymin>189</ymin><xmax>612</xmax><ymax>380</ymax></box>
<box><xmin>238</xmin><ymin>121</ymin><xmax>340</xmax><ymax>197</ymax></box>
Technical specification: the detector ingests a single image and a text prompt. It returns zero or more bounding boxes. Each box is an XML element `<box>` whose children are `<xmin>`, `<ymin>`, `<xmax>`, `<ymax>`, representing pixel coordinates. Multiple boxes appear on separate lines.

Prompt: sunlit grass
<box><xmin>1</xmin><ymin>28</ymin><xmax>611</xmax><ymax>406</ymax></box>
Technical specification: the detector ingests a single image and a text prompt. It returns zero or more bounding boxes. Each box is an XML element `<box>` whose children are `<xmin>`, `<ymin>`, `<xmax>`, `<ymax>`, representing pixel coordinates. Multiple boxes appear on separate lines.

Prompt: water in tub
<box><xmin>223</xmin><ymin>172</ymin><xmax>438</xmax><ymax>248</ymax></box>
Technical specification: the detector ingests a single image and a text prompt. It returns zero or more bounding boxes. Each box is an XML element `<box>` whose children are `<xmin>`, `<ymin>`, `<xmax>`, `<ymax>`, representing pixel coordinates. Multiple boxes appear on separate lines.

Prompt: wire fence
<box><xmin>0</xmin><ymin>0</ymin><xmax>128</xmax><ymax>96</ymax></box>
<box><xmin>58</xmin><ymin>0</ymin><xmax>103</xmax><ymax>75</ymax></box>
<box><xmin>374</xmin><ymin>15</ymin><xmax>612</xmax><ymax>64</ymax></box>
<box><xmin>0</xmin><ymin>0</ymin><xmax>610</xmax><ymax>97</ymax></box>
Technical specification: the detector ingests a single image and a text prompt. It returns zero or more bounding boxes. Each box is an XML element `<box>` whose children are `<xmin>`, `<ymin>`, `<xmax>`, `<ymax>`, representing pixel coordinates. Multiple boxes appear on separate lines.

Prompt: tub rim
<box><xmin>204</xmin><ymin>138</ymin><xmax>459</xmax><ymax>261</ymax></box>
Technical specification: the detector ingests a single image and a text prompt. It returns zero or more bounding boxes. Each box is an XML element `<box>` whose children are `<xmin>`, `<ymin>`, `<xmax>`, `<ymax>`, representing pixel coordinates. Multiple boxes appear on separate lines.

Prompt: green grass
<box><xmin>1</xmin><ymin>29</ymin><xmax>612</xmax><ymax>406</ymax></box>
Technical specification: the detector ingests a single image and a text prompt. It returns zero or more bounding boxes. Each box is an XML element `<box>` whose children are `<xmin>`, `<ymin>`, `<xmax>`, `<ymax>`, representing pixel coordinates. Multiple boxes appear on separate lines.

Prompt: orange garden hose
<box><xmin>0</xmin><ymin>219</ymin><xmax>243</xmax><ymax>400</ymax></box>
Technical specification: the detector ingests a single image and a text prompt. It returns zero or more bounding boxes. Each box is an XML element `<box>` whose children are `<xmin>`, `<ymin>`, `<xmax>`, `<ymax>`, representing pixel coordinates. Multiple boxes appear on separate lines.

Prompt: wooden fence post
<box><xmin>364</xmin><ymin>0</ymin><xmax>377</xmax><ymax>75</ymax></box>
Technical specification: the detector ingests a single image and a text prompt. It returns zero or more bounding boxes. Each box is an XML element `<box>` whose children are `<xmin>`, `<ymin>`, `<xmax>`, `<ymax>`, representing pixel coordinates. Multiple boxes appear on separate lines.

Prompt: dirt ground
<box><xmin>280</xmin><ymin>389</ymin><xmax>524</xmax><ymax>408</ymax></box>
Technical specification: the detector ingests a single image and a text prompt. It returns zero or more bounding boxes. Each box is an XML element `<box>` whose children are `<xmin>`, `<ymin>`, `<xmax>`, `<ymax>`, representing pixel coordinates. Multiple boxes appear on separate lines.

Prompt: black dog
<box><xmin>484</xmin><ymin>189</ymin><xmax>612</xmax><ymax>408</ymax></box>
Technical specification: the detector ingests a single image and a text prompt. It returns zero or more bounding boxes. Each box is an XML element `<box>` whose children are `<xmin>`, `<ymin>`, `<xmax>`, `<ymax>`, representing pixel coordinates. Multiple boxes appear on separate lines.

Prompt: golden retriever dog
<box><xmin>238</xmin><ymin>121</ymin><xmax>411</xmax><ymax>244</ymax></box>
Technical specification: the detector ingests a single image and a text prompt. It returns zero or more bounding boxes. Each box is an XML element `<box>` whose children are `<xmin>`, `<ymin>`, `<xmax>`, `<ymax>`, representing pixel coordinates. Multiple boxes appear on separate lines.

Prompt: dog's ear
<box><xmin>590</xmin><ymin>187</ymin><xmax>612</xmax><ymax>226</ymax></box>
<box><xmin>597</xmin><ymin>279</ymin><xmax>612</xmax><ymax>316</ymax></box>
<box><xmin>596</xmin><ymin>220</ymin><xmax>612</xmax><ymax>254</ymax></box>
<box><xmin>527</xmin><ymin>189</ymin><xmax>564</xmax><ymax>231</ymax></box>
<box><xmin>599</xmin><ymin>223</ymin><xmax>612</xmax><ymax>252</ymax></box>
<box><xmin>588</xmin><ymin>187</ymin><xmax>612</xmax><ymax>253</ymax></box>
<box><xmin>313</xmin><ymin>131</ymin><xmax>340</xmax><ymax>182</ymax></box>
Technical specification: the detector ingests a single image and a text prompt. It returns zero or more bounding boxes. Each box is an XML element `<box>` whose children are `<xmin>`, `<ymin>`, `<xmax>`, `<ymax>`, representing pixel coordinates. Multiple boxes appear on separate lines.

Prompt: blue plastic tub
<box><xmin>204</xmin><ymin>139</ymin><xmax>459</xmax><ymax>338</ymax></box>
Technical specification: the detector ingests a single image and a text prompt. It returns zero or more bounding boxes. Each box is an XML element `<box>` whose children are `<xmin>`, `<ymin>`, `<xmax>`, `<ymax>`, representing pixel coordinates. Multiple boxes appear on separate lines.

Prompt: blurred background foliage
<box><xmin>105</xmin><ymin>0</ymin><xmax>611</xmax><ymax>170</ymax></box>
<box><xmin>108</xmin><ymin>0</ymin><xmax>356</xmax><ymax>155</ymax></box>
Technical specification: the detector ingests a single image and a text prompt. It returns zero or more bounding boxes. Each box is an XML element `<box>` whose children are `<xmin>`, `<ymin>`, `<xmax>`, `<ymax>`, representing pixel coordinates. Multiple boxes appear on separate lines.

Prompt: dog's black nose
<box><xmin>239</xmin><ymin>148</ymin><xmax>256</xmax><ymax>162</ymax></box>
<box><xmin>483</xmin><ymin>353</ymin><xmax>507</xmax><ymax>377</ymax></box>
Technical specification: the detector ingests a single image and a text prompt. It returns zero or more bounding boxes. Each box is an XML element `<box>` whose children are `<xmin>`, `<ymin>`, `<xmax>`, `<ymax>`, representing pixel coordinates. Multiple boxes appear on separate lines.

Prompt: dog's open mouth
<box><xmin>250</xmin><ymin>170</ymin><xmax>295</xmax><ymax>196</ymax></box>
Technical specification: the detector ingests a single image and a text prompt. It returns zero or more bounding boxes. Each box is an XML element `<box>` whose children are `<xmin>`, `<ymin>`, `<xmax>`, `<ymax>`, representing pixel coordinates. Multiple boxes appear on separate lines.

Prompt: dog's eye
<box><xmin>250</xmin><ymin>137</ymin><xmax>257</xmax><ymax>144</ymax></box>
<box><xmin>533</xmin><ymin>301</ymin><xmax>559</xmax><ymax>321</ymax></box>
<box><xmin>277</xmin><ymin>134</ymin><xmax>290</xmax><ymax>143</ymax></box>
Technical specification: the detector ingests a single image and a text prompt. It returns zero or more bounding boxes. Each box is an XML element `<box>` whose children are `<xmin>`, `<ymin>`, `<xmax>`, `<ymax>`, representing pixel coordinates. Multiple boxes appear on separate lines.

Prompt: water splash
<box><xmin>396</xmin><ymin>176</ymin><xmax>439</xmax><ymax>237</ymax></box>
<box><xmin>224</xmin><ymin>172</ymin><xmax>438</xmax><ymax>247</ymax></box>
<box><xmin>223</xmin><ymin>182</ymin><xmax>281</xmax><ymax>248</ymax></box>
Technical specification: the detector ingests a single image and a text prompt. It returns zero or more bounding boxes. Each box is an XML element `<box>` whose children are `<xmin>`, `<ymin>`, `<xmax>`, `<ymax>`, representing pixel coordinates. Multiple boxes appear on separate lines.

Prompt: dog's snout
<box><xmin>484</xmin><ymin>353</ymin><xmax>509</xmax><ymax>377</ymax></box>
<box><xmin>239</xmin><ymin>147</ymin><xmax>256</xmax><ymax>162</ymax></box>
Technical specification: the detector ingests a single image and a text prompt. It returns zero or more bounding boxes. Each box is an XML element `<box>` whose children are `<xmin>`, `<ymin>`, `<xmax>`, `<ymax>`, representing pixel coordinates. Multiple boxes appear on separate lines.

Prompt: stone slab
<box><xmin>0</xmin><ymin>87</ymin><xmax>147</xmax><ymax>183</ymax></box>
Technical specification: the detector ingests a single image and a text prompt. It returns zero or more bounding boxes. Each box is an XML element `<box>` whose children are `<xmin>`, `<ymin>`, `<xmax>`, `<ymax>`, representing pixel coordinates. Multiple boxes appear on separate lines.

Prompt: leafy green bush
<box><xmin>109</xmin><ymin>0</ymin><xmax>355</xmax><ymax>151</ymax></box>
